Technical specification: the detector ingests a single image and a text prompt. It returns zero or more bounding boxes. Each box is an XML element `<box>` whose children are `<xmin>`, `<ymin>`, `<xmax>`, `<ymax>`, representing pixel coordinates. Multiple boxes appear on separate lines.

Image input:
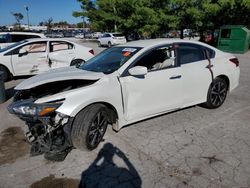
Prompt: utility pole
<box><xmin>24</xmin><ymin>5</ymin><xmax>30</xmax><ymax>30</ymax></box>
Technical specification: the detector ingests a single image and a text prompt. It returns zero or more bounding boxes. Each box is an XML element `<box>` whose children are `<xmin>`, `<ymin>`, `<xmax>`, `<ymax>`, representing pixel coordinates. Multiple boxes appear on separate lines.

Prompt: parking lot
<box><xmin>0</xmin><ymin>40</ymin><xmax>250</xmax><ymax>188</ymax></box>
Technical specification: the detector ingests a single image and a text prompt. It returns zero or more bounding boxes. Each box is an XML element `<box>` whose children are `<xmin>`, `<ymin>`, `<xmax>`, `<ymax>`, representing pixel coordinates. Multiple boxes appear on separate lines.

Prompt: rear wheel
<box><xmin>70</xmin><ymin>59</ymin><xmax>84</xmax><ymax>67</ymax></box>
<box><xmin>203</xmin><ymin>77</ymin><xmax>228</xmax><ymax>109</ymax></box>
<box><xmin>0</xmin><ymin>65</ymin><xmax>10</xmax><ymax>82</ymax></box>
<box><xmin>71</xmin><ymin>104</ymin><xmax>108</xmax><ymax>151</ymax></box>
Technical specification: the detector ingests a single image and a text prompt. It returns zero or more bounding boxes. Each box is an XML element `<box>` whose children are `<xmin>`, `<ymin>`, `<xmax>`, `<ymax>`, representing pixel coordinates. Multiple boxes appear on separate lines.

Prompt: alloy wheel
<box><xmin>210</xmin><ymin>81</ymin><xmax>227</xmax><ymax>107</ymax></box>
<box><xmin>87</xmin><ymin>111</ymin><xmax>107</xmax><ymax>147</ymax></box>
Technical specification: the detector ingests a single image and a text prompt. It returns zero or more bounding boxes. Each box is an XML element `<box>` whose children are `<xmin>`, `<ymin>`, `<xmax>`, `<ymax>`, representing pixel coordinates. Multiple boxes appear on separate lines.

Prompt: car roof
<box><xmin>118</xmin><ymin>38</ymin><xmax>216</xmax><ymax>49</ymax></box>
<box><xmin>25</xmin><ymin>38</ymin><xmax>74</xmax><ymax>43</ymax></box>
<box><xmin>0</xmin><ymin>32</ymin><xmax>44</xmax><ymax>36</ymax></box>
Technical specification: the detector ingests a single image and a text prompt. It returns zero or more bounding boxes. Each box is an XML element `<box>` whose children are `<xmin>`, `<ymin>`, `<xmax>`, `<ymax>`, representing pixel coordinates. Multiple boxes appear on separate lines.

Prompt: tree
<box><xmin>11</xmin><ymin>12</ymin><xmax>24</xmax><ymax>30</ymax></box>
<box><xmin>73</xmin><ymin>0</ymin><xmax>95</xmax><ymax>29</ymax></box>
<box><xmin>44</xmin><ymin>17</ymin><xmax>53</xmax><ymax>32</ymax></box>
<box><xmin>39</xmin><ymin>21</ymin><xmax>44</xmax><ymax>26</ymax></box>
<box><xmin>73</xmin><ymin>0</ymin><xmax>250</xmax><ymax>40</ymax></box>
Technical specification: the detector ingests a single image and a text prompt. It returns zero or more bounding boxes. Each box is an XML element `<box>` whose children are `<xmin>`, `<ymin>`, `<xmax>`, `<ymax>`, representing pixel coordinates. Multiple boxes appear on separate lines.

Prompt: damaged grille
<box><xmin>14</xmin><ymin>79</ymin><xmax>97</xmax><ymax>101</ymax></box>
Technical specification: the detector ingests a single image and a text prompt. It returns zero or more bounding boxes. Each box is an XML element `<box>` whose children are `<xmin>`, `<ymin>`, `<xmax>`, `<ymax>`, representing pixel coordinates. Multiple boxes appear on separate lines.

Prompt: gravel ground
<box><xmin>0</xmin><ymin>40</ymin><xmax>250</xmax><ymax>188</ymax></box>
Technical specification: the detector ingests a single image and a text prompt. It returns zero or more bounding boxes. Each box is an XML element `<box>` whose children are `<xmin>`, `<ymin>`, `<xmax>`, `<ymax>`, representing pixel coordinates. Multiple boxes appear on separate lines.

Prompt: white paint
<box><xmin>0</xmin><ymin>38</ymin><xmax>94</xmax><ymax>77</ymax></box>
<box><xmin>15</xmin><ymin>39</ymin><xmax>240</xmax><ymax>131</ymax></box>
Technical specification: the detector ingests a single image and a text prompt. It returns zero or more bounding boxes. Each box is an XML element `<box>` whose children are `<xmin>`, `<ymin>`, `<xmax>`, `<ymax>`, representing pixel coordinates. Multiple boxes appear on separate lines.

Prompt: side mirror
<box><xmin>128</xmin><ymin>66</ymin><xmax>148</xmax><ymax>76</ymax></box>
<box><xmin>19</xmin><ymin>48</ymin><xmax>28</xmax><ymax>57</ymax></box>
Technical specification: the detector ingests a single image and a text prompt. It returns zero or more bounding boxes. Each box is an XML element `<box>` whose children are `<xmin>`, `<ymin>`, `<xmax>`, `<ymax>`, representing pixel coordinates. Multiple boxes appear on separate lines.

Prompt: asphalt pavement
<box><xmin>0</xmin><ymin>40</ymin><xmax>250</xmax><ymax>188</ymax></box>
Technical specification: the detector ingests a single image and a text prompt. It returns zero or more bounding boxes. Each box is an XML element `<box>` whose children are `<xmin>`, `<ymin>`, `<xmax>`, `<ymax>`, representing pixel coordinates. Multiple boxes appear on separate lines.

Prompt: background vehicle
<box><xmin>98</xmin><ymin>33</ymin><xmax>127</xmax><ymax>47</ymax></box>
<box><xmin>91</xmin><ymin>32</ymin><xmax>102</xmax><ymax>39</ymax></box>
<box><xmin>0</xmin><ymin>38</ymin><xmax>94</xmax><ymax>81</ymax></box>
<box><xmin>0</xmin><ymin>32</ymin><xmax>45</xmax><ymax>49</ymax></box>
<box><xmin>75</xmin><ymin>33</ymin><xmax>84</xmax><ymax>39</ymax></box>
<box><xmin>8</xmin><ymin>39</ymin><xmax>239</xmax><ymax>161</ymax></box>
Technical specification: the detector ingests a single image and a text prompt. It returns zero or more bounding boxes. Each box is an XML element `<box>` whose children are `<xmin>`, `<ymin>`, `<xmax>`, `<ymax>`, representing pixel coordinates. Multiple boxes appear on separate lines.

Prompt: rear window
<box><xmin>112</xmin><ymin>34</ymin><xmax>124</xmax><ymax>37</ymax></box>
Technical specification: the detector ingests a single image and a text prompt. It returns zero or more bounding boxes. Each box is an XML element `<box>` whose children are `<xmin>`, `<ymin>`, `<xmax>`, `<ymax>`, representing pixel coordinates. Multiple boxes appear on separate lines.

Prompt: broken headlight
<box><xmin>11</xmin><ymin>102</ymin><xmax>63</xmax><ymax>116</ymax></box>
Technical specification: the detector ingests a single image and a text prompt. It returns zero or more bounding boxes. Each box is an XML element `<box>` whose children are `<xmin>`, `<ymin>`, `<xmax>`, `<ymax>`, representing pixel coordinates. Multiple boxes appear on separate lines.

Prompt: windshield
<box><xmin>80</xmin><ymin>47</ymin><xmax>142</xmax><ymax>74</ymax></box>
<box><xmin>0</xmin><ymin>40</ymin><xmax>27</xmax><ymax>53</ymax></box>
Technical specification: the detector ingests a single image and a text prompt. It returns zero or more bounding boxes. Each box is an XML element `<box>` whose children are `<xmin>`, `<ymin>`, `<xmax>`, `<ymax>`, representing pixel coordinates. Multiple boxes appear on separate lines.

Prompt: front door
<box><xmin>11</xmin><ymin>41</ymin><xmax>49</xmax><ymax>75</ymax></box>
<box><xmin>119</xmin><ymin>45</ymin><xmax>183</xmax><ymax>121</ymax></box>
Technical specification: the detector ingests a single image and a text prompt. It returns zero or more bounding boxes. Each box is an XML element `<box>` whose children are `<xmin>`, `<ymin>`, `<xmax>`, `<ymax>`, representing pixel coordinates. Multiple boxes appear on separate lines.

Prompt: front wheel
<box><xmin>71</xmin><ymin>104</ymin><xmax>108</xmax><ymax>151</ymax></box>
<box><xmin>203</xmin><ymin>78</ymin><xmax>228</xmax><ymax>109</ymax></box>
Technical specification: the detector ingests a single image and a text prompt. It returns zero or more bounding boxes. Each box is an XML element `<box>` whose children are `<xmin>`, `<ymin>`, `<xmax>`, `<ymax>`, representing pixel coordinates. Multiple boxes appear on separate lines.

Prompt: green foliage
<box><xmin>11</xmin><ymin>12</ymin><xmax>24</xmax><ymax>24</ymax></box>
<box><xmin>74</xmin><ymin>0</ymin><xmax>250</xmax><ymax>37</ymax></box>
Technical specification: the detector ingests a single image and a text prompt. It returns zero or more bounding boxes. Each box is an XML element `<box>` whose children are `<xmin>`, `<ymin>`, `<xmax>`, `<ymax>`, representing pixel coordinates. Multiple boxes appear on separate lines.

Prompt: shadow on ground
<box><xmin>80</xmin><ymin>143</ymin><xmax>142</xmax><ymax>188</ymax></box>
<box><xmin>30</xmin><ymin>143</ymin><xmax>141</xmax><ymax>188</ymax></box>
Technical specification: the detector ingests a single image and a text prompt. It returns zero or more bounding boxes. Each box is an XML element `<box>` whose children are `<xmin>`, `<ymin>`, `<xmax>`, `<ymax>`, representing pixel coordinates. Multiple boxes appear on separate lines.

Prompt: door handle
<box><xmin>170</xmin><ymin>75</ymin><xmax>182</xmax><ymax>79</ymax></box>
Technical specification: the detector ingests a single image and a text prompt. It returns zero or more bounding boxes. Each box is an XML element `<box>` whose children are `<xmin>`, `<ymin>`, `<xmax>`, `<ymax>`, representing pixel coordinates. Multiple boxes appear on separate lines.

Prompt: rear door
<box><xmin>175</xmin><ymin>43</ymin><xmax>212</xmax><ymax>107</ymax></box>
<box><xmin>48</xmin><ymin>41</ymin><xmax>75</xmax><ymax>68</ymax></box>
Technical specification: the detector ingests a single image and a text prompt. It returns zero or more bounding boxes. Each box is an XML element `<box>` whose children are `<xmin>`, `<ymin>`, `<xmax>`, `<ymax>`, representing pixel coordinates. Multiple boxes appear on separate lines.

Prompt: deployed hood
<box><xmin>15</xmin><ymin>67</ymin><xmax>104</xmax><ymax>90</ymax></box>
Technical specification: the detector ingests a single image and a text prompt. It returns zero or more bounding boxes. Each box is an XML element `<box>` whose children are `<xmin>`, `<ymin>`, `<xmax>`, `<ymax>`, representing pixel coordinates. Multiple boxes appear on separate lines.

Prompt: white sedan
<box><xmin>98</xmin><ymin>33</ymin><xmax>127</xmax><ymax>47</ymax></box>
<box><xmin>8</xmin><ymin>39</ymin><xmax>240</xmax><ymax>160</ymax></box>
<box><xmin>0</xmin><ymin>38</ymin><xmax>94</xmax><ymax>81</ymax></box>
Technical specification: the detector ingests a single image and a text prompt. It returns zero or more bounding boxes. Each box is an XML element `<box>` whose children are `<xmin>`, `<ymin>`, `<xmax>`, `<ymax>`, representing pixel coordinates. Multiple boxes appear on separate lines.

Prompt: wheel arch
<box><xmin>216</xmin><ymin>74</ymin><xmax>230</xmax><ymax>90</ymax></box>
<box><xmin>70</xmin><ymin>58</ymin><xmax>85</xmax><ymax>66</ymax></box>
<box><xmin>74</xmin><ymin>101</ymin><xmax>119</xmax><ymax>126</ymax></box>
<box><xmin>0</xmin><ymin>64</ymin><xmax>11</xmax><ymax>73</ymax></box>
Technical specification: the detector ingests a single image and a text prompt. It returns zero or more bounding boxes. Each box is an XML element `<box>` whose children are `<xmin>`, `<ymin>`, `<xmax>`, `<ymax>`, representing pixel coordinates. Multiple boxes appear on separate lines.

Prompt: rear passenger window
<box><xmin>50</xmin><ymin>41</ymin><xmax>73</xmax><ymax>52</ymax></box>
<box><xmin>177</xmin><ymin>44</ymin><xmax>206</xmax><ymax>65</ymax></box>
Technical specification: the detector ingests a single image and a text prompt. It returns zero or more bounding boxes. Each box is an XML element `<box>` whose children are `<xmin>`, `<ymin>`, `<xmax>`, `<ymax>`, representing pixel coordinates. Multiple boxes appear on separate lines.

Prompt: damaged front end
<box><xmin>8</xmin><ymin>79</ymin><xmax>97</xmax><ymax>161</ymax></box>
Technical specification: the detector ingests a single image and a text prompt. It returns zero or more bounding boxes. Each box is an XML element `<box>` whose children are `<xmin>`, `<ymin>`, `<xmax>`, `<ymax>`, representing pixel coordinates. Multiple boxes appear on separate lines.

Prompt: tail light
<box><xmin>89</xmin><ymin>49</ymin><xmax>94</xmax><ymax>55</ymax></box>
<box><xmin>229</xmin><ymin>58</ymin><xmax>239</xmax><ymax>67</ymax></box>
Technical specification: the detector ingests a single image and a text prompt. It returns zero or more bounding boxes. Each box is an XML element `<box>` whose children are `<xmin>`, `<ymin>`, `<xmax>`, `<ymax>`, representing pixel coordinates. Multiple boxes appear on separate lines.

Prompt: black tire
<box><xmin>0</xmin><ymin>65</ymin><xmax>10</xmax><ymax>82</ymax></box>
<box><xmin>71</xmin><ymin>104</ymin><xmax>108</xmax><ymax>151</ymax></box>
<box><xmin>70</xmin><ymin>59</ymin><xmax>84</xmax><ymax>67</ymax></box>
<box><xmin>108</xmin><ymin>41</ymin><xmax>112</xmax><ymax>48</ymax></box>
<box><xmin>203</xmin><ymin>77</ymin><xmax>228</xmax><ymax>109</ymax></box>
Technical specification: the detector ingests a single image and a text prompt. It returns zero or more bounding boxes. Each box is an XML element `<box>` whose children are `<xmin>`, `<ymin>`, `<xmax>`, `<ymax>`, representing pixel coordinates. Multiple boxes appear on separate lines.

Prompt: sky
<box><xmin>0</xmin><ymin>0</ymin><xmax>83</xmax><ymax>26</ymax></box>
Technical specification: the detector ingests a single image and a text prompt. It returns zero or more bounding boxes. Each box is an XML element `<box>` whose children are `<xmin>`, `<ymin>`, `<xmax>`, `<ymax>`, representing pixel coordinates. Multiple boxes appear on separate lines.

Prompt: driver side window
<box><xmin>134</xmin><ymin>45</ymin><xmax>176</xmax><ymax>71</ymax></box>
<box><xmin>21</xmin><ymin>42</ymin><xmax>47</xmax><ymax>53</ymax></box>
